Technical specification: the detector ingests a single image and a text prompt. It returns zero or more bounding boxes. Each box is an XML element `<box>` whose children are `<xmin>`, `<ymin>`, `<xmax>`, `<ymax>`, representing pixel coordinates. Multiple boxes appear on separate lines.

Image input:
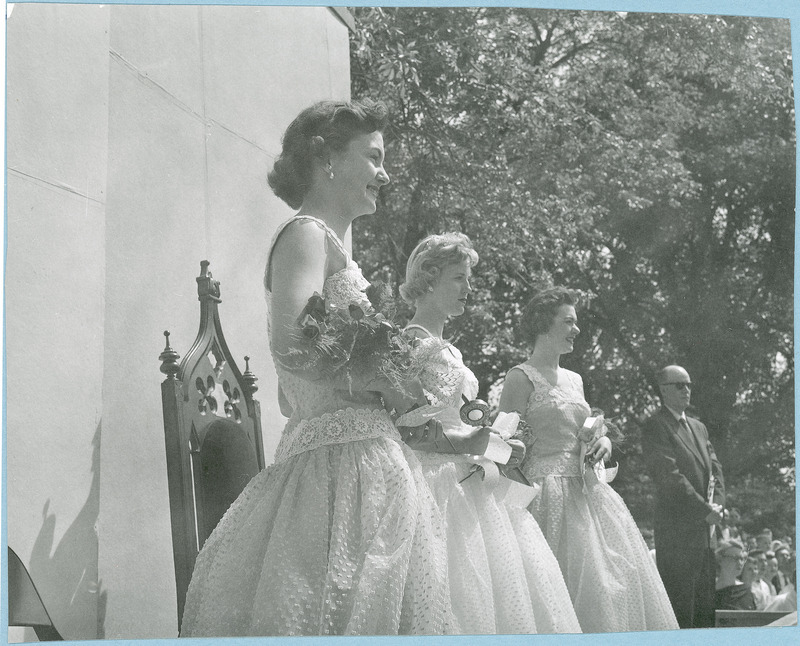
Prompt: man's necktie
<box><xmin>680</xmin><ymin>417</ymin><xmax>703</xmax><ymax>455</ymax></box>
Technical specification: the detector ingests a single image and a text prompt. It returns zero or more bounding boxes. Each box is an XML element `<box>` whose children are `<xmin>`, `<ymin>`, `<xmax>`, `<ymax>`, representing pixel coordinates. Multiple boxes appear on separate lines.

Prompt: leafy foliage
<box><xmin>350</xmin><ymin>8</ymin><xmax>795</xmax><ymax>534</ymax></box>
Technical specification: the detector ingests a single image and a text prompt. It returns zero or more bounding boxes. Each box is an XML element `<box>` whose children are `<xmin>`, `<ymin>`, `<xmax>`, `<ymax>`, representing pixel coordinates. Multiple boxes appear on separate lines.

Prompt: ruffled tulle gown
<box><xmin>410</xmin><ymin>333</ymin><xmax>581</xmax><ymax>634</ymax></box>
<box><xmin>512</xmin><ymin>363</ymin><xmax>678</xmax><ymax>633</ymax></box>
<box><xmin>180</xmin><ymin>216</ymin><xmax>454</xmax><ymax>636</ymax></box>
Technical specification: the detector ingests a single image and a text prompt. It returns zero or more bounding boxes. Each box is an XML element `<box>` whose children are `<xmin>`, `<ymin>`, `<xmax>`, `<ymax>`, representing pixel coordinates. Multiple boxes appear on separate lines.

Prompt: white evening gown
<box><xmin>512</xmin><ymin>363</ymin><xmax>679</xmax><ymax>633</ymax></box>
<box><xmin>409</xmin><ymin>330</ymin><xmax>581</xmax><ymax>634</ymax></box>
<box><xmin>180</xmin><ymin>216</ymin><xmax>454</xmax><ymax>636</ymax></box>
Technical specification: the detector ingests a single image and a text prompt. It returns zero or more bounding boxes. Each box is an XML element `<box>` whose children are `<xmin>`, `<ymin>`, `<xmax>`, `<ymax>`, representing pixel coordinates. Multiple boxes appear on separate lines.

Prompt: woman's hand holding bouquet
<box><xmin>280</xmin><ymin>283</ymin><xmax>447</xmax><ymax>443</ymax></box>
<box><xmin>578</xmin><ymin>409</ymin><xmax>620</xmax><ymax>483</ymax></box>
<box><xmin>578</xmin><ymin>414</ymin><xmax>611</xmax><ymax>467</ymax></box>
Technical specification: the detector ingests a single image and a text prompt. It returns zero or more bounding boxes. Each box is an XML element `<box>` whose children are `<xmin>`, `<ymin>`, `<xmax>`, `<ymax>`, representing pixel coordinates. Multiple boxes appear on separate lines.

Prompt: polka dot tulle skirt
<box><xmin>180</xmin><ymin>431</ymin><xmax>454</xmax><ymax>636</ymax></box>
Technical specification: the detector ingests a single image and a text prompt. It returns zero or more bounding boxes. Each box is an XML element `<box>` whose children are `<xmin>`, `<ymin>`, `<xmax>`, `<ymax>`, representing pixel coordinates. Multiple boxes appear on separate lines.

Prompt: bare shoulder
<box><xmin>270</xmin><ymin>219</ymin><xmax>330</xmax><ymax>283</ymax></box>
<box><xmin>503</xmin><ymin>365</ymin><xmax>533</xmax><ymax>388</ymax></box>
<box><xmin>272</xmin><ymin>218</ymin><xmax>327</xmax><ymax>260</ymax></box>
<box><xmin>498</xmin><ymin>366</ymin><xmax>534</xmax><ymax>413</ymax></box>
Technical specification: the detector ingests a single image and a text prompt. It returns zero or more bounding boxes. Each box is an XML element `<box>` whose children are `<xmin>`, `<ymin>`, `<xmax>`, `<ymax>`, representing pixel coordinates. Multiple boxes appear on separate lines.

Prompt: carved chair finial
<box><xmin>243</xmin><ymin>355</ymin><xmax>259</xmax><ymax>394</ymax></box>
<box><xmin>197</xmin><ymin>260</ymin><xmax>221</xmax><ymax>303</ymax></box>
<box><xmin>159</xmin><ymin>330</ymin><xmax>181</xmax><ymax>378</ymax></box>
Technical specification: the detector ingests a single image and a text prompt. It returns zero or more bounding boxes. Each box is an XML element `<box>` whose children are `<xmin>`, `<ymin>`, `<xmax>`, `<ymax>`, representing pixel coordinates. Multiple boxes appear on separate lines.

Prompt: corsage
<box><xmin>577</xmin><ymin>413</ymin><xmax>619</xmax><ymax>487</ymax></box>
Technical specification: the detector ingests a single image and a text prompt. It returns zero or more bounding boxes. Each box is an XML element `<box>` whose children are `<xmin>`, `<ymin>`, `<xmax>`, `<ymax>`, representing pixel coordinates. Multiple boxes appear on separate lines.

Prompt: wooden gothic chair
<box><xmin>159</xmin><ymin>260</ymin><xmax>265</xmax><ymax>628</ymax></box>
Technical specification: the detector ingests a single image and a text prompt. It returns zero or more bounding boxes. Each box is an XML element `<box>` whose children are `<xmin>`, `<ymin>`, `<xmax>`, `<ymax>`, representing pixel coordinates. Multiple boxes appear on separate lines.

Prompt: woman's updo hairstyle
<box><xmin>268</xmin><ymin>99</ymin><xmax>389</xmax><ymax>209</ymax></box>
<box><xmin>399</xmin><ymin>232</ymin><xmax>479</xmax><ymax>305</ymax></box>
<box><xmin>518</xmin><ymin>286</ymin><xmax>577</xmax><ymax>346</ymax></box>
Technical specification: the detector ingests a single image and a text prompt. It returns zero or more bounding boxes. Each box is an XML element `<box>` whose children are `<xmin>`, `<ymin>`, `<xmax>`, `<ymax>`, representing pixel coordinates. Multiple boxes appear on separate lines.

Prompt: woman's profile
<box><xmin>499</xmin><ymin>286</ymin><xmax>679</xmax><ymax>632</ymax></box>
<box><xmin>180</xmin><ymin>99</ymin><xmax>453</xmax><ymax>637</ymax></box>
<box><xmin>398</xmin><ymin>233</ymin><xmax>582</xmax><ymax>634</ymax></box>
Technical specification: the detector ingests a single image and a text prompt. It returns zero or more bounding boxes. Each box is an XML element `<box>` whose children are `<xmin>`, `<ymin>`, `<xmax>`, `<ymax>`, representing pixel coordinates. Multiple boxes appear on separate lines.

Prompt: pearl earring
<box><xmin>326</xmin><ymin>163</ymin><xmax>334</xmax><ymax>180</ymax></box>
<box><xmin>428</xmin><ymin>286</ymin><xmax>434</xmax><ymax>293</ymax></box>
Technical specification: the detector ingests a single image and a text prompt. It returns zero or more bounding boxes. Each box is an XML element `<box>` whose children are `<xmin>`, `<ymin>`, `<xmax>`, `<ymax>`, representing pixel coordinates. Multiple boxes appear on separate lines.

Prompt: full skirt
<box><xmin>181</xmin><ymin>436</ymin><xmax>453</xmax><ymax>636</ymax></box>
<box><xmin>529</xmin><ymin>470</ymin><xmax>678</xmax><ymax>633</ymax></box>
<box><xmin>418</xmin><ymin>453</ymin><xmax>581</xmax><ymax>634</ymax></box>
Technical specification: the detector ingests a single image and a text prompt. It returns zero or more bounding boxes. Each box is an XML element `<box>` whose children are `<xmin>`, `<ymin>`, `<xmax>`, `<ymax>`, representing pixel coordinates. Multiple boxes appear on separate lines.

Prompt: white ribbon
<box><xmin>466</xmin><ymin>456</ymin><xmax>502</xmax><ymax>487</ymax></box>
<box><xmin>578</xmin><ymin>415</ymin><xmax>603</xmax><ymax>477</ymax></box>
<box><xmin>593</xmin><ymin>459</ymin><xmax>618</xmax><ymax>483</ymax></box>
<box><xmin>482</xmin><ymin>433</ymin><xmax>513</xmax><ymax>465</ymax></box>
<box><xmin>491</xmin><ymin>411</ymin><xmax>521</xmax><ymax>440</ymax></box>
<box><xmin>456</xmin><ymin>409</ymin><xmax>539</xmax><ymax>505</ymax></box>
<box><xmin>495</xmin><ymin>477</ymin><xmax>540</xmax><ymax>508</ymax></box>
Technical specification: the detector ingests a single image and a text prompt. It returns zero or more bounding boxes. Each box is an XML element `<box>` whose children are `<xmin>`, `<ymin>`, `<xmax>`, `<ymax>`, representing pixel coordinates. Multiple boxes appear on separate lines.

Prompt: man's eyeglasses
<box><xmin>661</xmin><ymin>382</ymin><xmax>692</xmax><ymax>391</ymax></box>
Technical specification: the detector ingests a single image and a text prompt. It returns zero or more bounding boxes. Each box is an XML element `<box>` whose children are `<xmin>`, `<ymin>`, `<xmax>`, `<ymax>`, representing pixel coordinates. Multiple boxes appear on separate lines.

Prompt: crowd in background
<box><xmin>641</xmin><ymin>521</ymin><xmax>796</xmax><ymax>615</ymax></box>
<box><xmin>713</xmin><ymin>526</ymin><xmax>795</xmax><ymax>613</ymax></box>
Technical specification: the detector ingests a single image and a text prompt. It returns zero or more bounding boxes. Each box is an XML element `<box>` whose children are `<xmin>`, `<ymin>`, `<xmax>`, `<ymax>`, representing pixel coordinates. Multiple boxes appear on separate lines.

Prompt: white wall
<box><xmin>6</xmin><ymin>4</ymin><xmax>110</xmax><ymax>641</ymax></box>
<box><xmin>6</xmin><ymin>4</ymin><xmax>352</xmax><ymax>640</ymax></box>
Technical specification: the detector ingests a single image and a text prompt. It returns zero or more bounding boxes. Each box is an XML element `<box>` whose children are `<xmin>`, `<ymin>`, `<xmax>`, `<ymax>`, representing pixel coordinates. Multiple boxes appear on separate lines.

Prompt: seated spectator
<box><xmin>748</xmin><ymin>549</ymin><xmax>774</xmax><ymax>609</ymax></box>
<box><xmin>715</xmin><ymin>540</ymin><xmax>756</xmax><ymax>610</ymax></box>
<box><xmin>764</xmin><ymin>551</ymin><xmax>780</xmax><ymax>596</ymax></box>
<box><xmin>756</xmin><ymin>529</ymin><xmax>773</xmax><ymax>552</ymax></box>
<box><xmin>772</xmin><ymin>543</ymin><xmax>794</xmax><ymax>596</ymax></box>
<box><xmin>741</xmin><ymin>556</ymin><xmax>765</xmax><ymax>609</ymax></box>
<box><xmin>765</xmin><ymin>549</ymin><xmax>796</xmax><ymax>612</ymax></box>
<box><xmin>720</xmin><ymin>509</ymin><xmax>741</xmax><ymax>542</ymax></box>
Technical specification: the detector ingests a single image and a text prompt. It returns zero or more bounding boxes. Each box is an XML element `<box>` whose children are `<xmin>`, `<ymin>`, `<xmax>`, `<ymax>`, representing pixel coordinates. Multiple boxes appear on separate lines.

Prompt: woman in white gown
<box><xmin>180</xmin><ymin>100</ymin><xmax>454</xmax><ymax>637</ymax></box>
<box><xmin>397</xmin><ymin>234</ymin><xmax>581</xmax><ymax>634</ymax></box>
<box><xmin>498</xmin><ymin>286</ymin><xmax>678</xmax><ymax>632</ymax></box>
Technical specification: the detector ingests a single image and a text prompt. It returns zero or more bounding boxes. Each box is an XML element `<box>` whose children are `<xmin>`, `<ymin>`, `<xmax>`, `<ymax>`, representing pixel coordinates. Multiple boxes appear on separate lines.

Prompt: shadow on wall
<box><xmin>29</xmin><ymin>422</ymin><xmax>107</xmax><ymax>639</ymax></box>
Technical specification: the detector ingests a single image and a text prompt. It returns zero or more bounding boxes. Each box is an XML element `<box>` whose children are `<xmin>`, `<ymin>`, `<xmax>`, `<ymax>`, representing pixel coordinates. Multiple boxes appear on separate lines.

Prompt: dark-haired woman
<box><xmin>181</xmin><ymin>100</ymin><xmax>454</xmax><ymax>637</ymax></box>
<box><xmin>498</xmin><ymin>287</ymin><xmax>678</xmax><ymax>632</ymax></box>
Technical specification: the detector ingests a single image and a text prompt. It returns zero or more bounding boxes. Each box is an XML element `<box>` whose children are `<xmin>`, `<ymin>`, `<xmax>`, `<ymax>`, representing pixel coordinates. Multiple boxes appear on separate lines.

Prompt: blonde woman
<box><xmin>398</xmin><ymin>234</ymin><xmax>581</xmax><ymax>634</ymax></box>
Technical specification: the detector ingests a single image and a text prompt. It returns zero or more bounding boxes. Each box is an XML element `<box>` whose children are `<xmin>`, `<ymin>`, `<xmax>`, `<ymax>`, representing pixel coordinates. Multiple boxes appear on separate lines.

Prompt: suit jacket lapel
<box><xmin>662</xmin><ymin>409</ymin><xmax>706</xmax><ymax>467</ymax></box>
<box><xmin>684</xmin><ymin>416</ymin><xmax>712</xmax><ymax>474</ymax></box>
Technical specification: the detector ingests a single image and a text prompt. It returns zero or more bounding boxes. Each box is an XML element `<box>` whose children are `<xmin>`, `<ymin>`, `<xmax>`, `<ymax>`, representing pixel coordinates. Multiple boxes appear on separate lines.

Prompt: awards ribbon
<box><xmin>462</xmin><ymin>410</ymin><xmax>539</xmax><ymax>507</ymax></box>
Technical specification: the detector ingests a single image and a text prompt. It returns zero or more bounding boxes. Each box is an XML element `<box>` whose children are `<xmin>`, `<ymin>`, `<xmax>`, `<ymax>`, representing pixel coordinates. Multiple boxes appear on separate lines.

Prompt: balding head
<box><xmin>657</xmin><ymin>365</ymin><xmax>692</xmax><ymax>414</ymax></box>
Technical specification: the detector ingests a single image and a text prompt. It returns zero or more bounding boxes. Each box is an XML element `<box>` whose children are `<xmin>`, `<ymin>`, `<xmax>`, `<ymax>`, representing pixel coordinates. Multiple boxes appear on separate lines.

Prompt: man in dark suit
<box><xmin>642</xmin><ymin>364</ymin><xmax>726</xmax><ymax>629</ymax></box>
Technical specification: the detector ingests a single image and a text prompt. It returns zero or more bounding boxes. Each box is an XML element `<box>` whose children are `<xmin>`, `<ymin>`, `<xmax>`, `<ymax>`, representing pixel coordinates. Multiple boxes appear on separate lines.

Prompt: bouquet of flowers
<box><xmin>279</xmin><ymin>281</ymin><xmax>443</xmax><ymax>397</ymax></box>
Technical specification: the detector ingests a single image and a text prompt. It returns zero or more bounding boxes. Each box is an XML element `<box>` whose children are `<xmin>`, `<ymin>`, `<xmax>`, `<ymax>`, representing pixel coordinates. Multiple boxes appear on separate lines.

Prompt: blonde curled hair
<box><xmin>399</xmin><ymin>232</ymin><xmax>479</xmax><ymax>305</ymax></box>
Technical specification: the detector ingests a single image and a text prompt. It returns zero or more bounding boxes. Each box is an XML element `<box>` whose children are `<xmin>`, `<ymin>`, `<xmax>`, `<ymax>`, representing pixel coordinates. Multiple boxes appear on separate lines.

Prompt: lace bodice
<box><xmin>512</xmin><ymin>363</ymin><xmax>591</xmax><ymax>479</ymax></box>
<box><xmin>266</xmin><ymin>216</ymin><xmax>397</xmax><ymax>463</ymax></box>
<box><xmin>411</xmin><ymin>333</ymin><xmax>479</xmax><ymax>410</ymax></box>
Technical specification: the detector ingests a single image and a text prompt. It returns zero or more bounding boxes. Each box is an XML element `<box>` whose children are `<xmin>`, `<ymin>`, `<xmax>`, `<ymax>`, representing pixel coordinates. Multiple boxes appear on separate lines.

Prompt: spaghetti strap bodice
<box><xmin>511</xmin><ymin>363</ymin><xmax>591</xmax><ymax>479</ymax></box>
<box><xmin>264</xmin><ymin>214</ymin><xmax>360</xmax><ymax>298</ymax></box>
<box><xmin>265</xmin><ymin>216</ymin><xmax>393</xmax><ymax>463</ymax></box>
<box><xmin>509</xmin><ymin>362</ymin><xmax>679</xmax><ymax>632</ymax></box>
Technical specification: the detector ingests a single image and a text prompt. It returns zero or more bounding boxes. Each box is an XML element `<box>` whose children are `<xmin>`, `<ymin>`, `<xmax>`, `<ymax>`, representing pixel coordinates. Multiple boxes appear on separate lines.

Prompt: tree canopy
<box><xmin>350</xmin><ymin>7</ymin><xmax>795</xmax><ymax>537</ymax></box>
